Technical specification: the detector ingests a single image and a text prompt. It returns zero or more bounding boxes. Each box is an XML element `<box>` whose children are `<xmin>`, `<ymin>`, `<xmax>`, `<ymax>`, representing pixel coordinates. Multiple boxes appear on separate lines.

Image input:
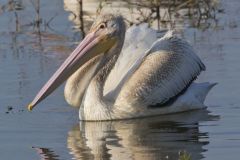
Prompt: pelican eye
<box><xmin>99</xmin><ymin>23</ymin><xmax>106</xmax><ymax>29</ymax></box>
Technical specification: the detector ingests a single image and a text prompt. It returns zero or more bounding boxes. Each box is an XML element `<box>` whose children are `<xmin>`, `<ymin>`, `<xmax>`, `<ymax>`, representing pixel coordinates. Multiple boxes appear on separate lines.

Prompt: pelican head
<box><xmin>28</xmin><ymin>14</ymin><xmax>126</xmax><ymax>110</ymax></box>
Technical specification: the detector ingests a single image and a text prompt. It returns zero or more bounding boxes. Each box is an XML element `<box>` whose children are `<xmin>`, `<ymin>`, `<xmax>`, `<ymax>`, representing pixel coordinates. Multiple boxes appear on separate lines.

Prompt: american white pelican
<box><xmin>28</xmin><ymin>14</ymin><xmax>216</xmax><ymax>121</ymax></box>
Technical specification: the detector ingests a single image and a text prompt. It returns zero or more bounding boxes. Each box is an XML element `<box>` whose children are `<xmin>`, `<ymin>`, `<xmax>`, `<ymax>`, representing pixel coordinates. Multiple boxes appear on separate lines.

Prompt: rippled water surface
<box><xmin>0</xmin><ymin>0</ymin><xmax>239</xmax><ymax>159</ymax></box>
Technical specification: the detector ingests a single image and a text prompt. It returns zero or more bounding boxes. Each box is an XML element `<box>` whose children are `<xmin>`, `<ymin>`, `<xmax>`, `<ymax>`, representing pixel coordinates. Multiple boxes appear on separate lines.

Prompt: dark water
<box><xmin>0</xmin><ymin>0</ymin><xmax>239</xmax><ymax>159</ymax></box>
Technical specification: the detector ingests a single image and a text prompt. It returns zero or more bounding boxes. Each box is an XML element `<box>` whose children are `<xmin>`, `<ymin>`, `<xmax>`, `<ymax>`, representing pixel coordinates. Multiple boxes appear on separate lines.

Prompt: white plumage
<box><xmin>81</xmin><ymin>23</ymin><xmax>215</xmax><ymax>120</ymax></box>
<box><xmin>105</xmin><ymin>24</ymin><xmax>159</xmax><ymax>97</ymax></box>
<box><xmin>105</xmin><ymin>24</ymin><xmax>206</xmax><ymax>107</ymax></box>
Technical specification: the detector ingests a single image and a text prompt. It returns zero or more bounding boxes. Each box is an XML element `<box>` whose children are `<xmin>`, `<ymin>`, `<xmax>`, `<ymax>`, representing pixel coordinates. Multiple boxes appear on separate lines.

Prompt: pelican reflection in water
<box><xmin>28</xmin><ymin>14</ymin><xmax>216</xmax><ymax>120</ymax></box>
<box><xmin>67</xmin><ymin>110</ymin><xmax>218</xmax><ymax>160</ymax></box>
<box><xmin>32</xmin><ymin>110</ymin><xmax>219</xmax><ymax>160</ymax></box>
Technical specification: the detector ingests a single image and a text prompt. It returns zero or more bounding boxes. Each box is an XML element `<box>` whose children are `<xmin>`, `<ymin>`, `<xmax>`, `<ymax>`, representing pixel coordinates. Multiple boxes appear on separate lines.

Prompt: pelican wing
<box><xmin>115</xmin><ymin>31</ymin><xmax>205</xmax><ymax>107</ymax></box>
<box><xmin>105</xmin><ymin>24</ymin><xmax>164</xmax><ymax>98</ymax></box>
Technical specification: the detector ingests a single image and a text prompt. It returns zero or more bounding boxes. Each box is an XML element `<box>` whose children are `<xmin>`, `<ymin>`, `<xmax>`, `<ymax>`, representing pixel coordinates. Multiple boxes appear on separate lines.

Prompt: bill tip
<box><xmin>27</xmin><ymin>103</ymin><xmax>33</xmax><ymax>111</ymax></box>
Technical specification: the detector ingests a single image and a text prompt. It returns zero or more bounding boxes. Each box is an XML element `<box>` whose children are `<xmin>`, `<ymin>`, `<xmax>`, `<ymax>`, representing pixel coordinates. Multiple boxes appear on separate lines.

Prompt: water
<box><xmin>0</xmin><ymin>0</ymin><xmax>239</xmax><ymax>159</ymax></box>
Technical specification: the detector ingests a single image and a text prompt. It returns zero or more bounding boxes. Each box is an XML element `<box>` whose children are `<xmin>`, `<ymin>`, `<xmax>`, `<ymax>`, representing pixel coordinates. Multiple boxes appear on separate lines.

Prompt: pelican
<box><xmin>27</xmin><ymin>14</ymin><xmax>216</xmax><ymax>121</ymax></box>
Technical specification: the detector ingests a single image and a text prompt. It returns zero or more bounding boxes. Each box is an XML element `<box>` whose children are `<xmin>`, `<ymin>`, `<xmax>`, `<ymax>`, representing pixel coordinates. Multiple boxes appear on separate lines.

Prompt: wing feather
<box><xmin>115</xmin><ymin>31</ymin><xmax>205</xmax><ymax>107</ymax></box>
<box><xmin>104</xmin><ymin>24</ymin><xmax>162</xmax><ymax>97</ymax></box>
